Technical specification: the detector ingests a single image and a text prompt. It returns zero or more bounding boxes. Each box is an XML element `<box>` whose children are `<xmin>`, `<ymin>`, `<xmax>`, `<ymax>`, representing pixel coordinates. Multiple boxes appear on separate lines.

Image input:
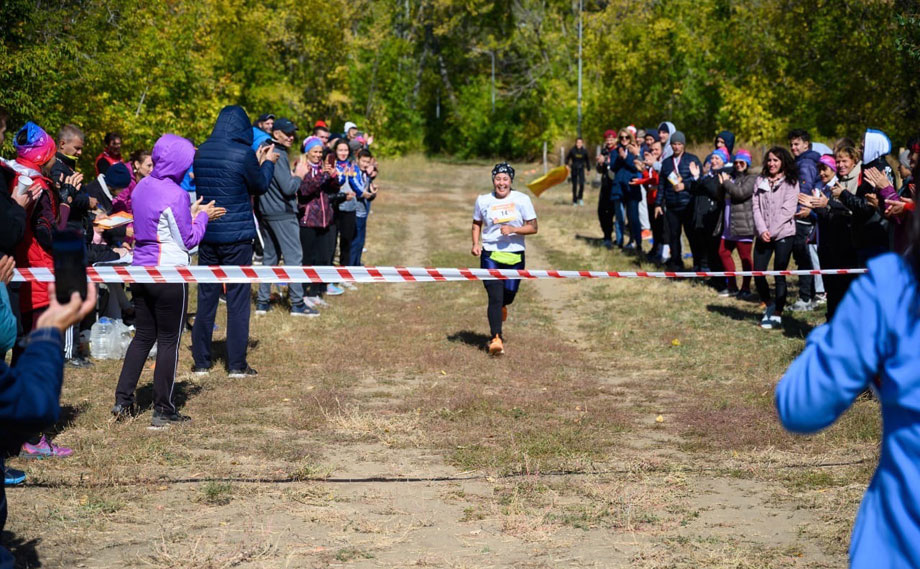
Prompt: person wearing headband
<box><xmin>471</xmin><ymin>162</ymin><xmax>538</xmax><ymax>355</ymax></box>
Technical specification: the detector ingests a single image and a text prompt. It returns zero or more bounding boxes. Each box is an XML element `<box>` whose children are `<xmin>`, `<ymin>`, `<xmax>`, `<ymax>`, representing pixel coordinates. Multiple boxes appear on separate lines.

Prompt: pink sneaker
<box><xmin>20</xmin><ymin>435</ymin><xmax>73</xmax><ymax>459</ymax></box>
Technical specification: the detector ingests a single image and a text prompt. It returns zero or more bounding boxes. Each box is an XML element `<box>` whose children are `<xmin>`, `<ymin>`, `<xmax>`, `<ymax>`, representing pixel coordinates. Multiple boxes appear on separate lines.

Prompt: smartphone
<box><xmin>52</xmin><ymin>229</ymin><xmax>87</xmax><ymax>304</ymax></box>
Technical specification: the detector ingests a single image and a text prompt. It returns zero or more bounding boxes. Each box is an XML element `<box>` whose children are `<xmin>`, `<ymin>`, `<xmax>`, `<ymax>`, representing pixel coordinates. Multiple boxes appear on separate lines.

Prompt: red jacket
<box><xmin>632</xmin><ymin>167</ymin><xmax>660</xmax><ymax>203</ymax></box>
<box><xmin>9</xmin><ymin>163</ymin><xmax>58</xmax><ymax>311</ymax></box>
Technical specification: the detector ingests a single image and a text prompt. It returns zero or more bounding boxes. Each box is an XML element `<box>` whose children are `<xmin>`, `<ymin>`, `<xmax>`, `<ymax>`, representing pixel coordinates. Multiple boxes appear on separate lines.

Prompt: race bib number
<box><xmin>489</xmin><ymin>202</ymin><xmax>517</xmax><ymax>224</ymax></box>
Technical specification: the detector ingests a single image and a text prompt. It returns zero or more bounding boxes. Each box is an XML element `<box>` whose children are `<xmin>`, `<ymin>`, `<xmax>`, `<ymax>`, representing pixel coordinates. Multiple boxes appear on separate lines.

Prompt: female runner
<box><xmin>471</xmin><ymin>163</ymin><xmax>538</xmax><ymax>355</ymax></box>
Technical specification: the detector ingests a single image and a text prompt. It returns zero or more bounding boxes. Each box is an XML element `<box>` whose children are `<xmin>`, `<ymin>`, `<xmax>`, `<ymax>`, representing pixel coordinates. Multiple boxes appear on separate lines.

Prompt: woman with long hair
<box><xmin>752</xmin><ymin>147</ymin><xmax>799</xmax><ymax>330</ymax></box>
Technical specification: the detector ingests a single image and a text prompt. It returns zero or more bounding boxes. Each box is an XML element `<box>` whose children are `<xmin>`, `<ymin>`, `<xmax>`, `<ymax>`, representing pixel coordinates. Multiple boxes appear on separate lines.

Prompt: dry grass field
<box><xmin>3</xmin><ymin>156</ymin><xmax>879</xmax><ymax>568</ymax></box>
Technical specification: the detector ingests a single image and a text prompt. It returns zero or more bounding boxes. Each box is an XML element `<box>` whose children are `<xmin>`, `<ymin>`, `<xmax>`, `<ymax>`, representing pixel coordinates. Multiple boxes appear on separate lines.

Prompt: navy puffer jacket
<box><xmin>193</xmin><ymin>106</ymin><xmax>274</xmax><ymax>244</ymax></box>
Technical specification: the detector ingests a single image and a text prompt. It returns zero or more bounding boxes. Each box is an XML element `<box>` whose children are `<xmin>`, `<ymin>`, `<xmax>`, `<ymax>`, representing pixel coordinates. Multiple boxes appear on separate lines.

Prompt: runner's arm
<box><xmin>471</xmin><ymin>220</ymin><xmax>483</xmax><ymax>256</ymax></box>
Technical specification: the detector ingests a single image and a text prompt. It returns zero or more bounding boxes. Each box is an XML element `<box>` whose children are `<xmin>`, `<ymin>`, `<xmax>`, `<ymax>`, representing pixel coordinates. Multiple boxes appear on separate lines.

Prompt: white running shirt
<box><xmin>473</xmin><ymin>190</ymin><xmax>537</xmax><ymax>253</ymax></box>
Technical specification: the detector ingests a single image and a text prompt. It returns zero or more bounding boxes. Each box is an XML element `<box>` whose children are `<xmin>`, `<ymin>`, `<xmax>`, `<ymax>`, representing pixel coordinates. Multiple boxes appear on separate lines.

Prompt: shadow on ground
<box><xmin>447</xmin><ymin>330</ymin><xmax>490</xmax><ymax>352</ymax></box>
<box><xmin>1</xmin><ymin>531</ymin><xmax>41</xmax><ymax>568</ymax></box>
<box><xmin>706</xmin><ymin>304</ymin><xmax>817</xmax><ymax>338</ymax></box>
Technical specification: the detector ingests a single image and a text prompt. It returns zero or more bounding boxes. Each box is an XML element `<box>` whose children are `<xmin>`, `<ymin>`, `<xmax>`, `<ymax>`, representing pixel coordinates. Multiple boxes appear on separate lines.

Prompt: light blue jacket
<box><xmin>0</xmin><ymin>286</ymin><xmax>16</xmax><ymax>354</ymax></box>
<box><xmin>776</xmin><ymin>253</ymin><xmax>920</xmax><ymax>568</ymax></box>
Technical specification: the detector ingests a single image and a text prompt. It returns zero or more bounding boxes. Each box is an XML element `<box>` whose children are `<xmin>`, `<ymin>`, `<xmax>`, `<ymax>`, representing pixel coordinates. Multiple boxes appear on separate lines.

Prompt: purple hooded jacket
<box><xmin>132</xmin><ymin>134</ymin><xmax>209</xmax><ymax>267</ymax></box>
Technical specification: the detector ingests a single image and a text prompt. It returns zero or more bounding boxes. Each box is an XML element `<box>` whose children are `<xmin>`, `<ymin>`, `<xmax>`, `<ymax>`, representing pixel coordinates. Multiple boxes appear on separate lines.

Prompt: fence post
<box><xmin>543</xmin><ymin>141</ymin><xmax>548</xmax><ymax>174</ymax></box>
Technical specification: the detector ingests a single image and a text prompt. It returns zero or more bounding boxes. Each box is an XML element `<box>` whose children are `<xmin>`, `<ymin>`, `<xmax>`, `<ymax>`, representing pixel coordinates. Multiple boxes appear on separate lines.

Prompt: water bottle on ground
<box><xmin>90</xmin><ymin>317</ymin><xmax>112</xmax><ymax>359</ymax></box>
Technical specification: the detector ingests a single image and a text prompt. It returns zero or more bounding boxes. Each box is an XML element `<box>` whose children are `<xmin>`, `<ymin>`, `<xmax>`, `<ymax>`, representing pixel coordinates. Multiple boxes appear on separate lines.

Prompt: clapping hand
<box><xmin>863</xmin><ymin>167</ymin><xmax>891</xmax><ymax>190</ymax></box>
<box><xmin>885</xmin><ymin>197</ymin><xmax>913</xmax><ymax>217</ymax></box>
<box><xmin>866</xmin><ymin>193</ymin><xmax>879</xmax><ymax>209</ymax></box>
<box><xmin>0</xmin><ymin>255</ymin><xmax>15</xmax><ymax>285</ymax></box>
<box><xmin>688</xmin><ymin>161</ymin><xmax>700</xmax><ymax>179</ymax></box>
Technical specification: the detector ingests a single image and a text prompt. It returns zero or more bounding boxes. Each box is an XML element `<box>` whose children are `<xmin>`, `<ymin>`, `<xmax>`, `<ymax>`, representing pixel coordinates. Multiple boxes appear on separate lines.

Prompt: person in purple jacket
<box><xmin>112</xmin><ymin>134</ymin><xmax>225</xmax><ymax>428</ymax></box>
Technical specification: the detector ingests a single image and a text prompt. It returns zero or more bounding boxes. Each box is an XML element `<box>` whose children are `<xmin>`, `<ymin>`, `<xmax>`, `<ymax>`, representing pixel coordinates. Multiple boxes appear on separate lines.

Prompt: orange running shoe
<box><xmin>488</xmin><ymin>335</ymin><xmax>505</xmax><ymax>356</ymax></box>
<box><xmin>502</xmin><ymin>306</ymin><xmax>508</xmax><ymax>322</ymax></box>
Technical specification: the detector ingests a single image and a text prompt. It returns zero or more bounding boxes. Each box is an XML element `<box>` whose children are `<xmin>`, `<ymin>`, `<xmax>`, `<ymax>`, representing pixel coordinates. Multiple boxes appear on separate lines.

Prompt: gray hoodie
<box><xmin>256</xmin><ymin>145</ymin><xmax>302</xmax><ymax>220</ymax></box>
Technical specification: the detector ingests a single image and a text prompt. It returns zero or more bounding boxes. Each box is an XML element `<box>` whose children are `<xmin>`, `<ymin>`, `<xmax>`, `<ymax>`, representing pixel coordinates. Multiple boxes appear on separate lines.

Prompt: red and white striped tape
<box><xmin>10</xmin><ymin>265</ymin><xmax>869</xmax><ymax>284</ymax></box>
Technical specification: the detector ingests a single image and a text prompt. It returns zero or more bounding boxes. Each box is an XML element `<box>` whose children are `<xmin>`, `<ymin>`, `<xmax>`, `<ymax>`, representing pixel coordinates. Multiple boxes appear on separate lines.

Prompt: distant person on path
<box><xmin>471</xmin><ymin>162</ymin><xmax>537</xmax><ymax>356</ymax></box>
<box><xmin>565</xmin><ymin>137</ymin><xmax>589</xmax><ymax>206</ymax></box>
<box><xmin>94</xmin><ymin>132</ymin><xmax>123</xmax><ymax>176</ymax></box>
<box><xmin>191</xmin><ymin>105</ymin><xmax>277</xmax><ymax>378</ymax></box>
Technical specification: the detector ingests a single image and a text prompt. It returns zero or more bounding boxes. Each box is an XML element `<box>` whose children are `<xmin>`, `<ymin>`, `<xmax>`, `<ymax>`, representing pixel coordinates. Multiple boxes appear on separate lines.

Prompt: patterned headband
<box><xmin>491</xmin><ymin>162</ymin><xmax>515</xmax><ymax>181</ymax></box>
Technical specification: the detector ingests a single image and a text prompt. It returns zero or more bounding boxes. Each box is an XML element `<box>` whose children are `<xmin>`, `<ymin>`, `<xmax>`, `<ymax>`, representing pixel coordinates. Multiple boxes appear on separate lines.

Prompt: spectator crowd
<box><xmin>584</xmin><ymin>123</ymin><xmax>916</xmax><ymax>330</ymax></box>
<box><xmin>0</xmin><ymin>106</ymin><xmax>379</xmax><ymax>487</ymax></box>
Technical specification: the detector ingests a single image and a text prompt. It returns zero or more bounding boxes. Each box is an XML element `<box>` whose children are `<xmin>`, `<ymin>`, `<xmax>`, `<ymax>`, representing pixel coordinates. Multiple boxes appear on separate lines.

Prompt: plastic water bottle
<box><xmin>90</xmin><ymin>317</ymin><xmax>112</xmax><ymax>359</ymax></box>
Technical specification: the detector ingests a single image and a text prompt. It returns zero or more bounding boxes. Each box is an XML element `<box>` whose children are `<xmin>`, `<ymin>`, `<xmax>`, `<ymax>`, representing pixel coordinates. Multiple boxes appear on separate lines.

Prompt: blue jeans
<box><xmin>350</xmin><ymin>216</ymin><xmax>367</xmax><ymax>266</ymax></box>
<box><xmin>192</xmin><ymin>241</ymin><xmax>253</xmax><ymax>371</ymax></box>
<box><xmin>612</xmin><ymin>197</ymin><xmax>625</xmax><ymax>246</ymax></box>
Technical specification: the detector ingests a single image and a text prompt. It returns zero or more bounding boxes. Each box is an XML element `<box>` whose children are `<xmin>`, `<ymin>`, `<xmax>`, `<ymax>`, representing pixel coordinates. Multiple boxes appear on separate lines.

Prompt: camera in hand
<box><xmin>52</xmin><ymin>229</ymin><xmax>87</xmax><ymax>304</ymax></box>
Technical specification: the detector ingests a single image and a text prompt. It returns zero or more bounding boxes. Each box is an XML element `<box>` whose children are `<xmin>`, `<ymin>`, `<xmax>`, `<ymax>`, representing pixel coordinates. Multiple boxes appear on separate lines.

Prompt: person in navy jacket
<box><xmin>191</xmin><ymin>105</ymin><xmax>278</xmax><ymax>377</ymax></box>
<box><xmin>654</xmin><ymin>131</ymin><xmax>703</xmax><ymax>270</ymax></box>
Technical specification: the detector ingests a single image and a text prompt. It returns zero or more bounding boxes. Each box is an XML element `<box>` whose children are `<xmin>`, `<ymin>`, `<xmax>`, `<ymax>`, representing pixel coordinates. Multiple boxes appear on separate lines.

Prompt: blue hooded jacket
<box><xmin>193</xmin><ymin>106</ymin><xmax>274</xmax><ymax>244</ymax></box>
<box><xmin>776</xmin><ymin>253</ymin><xmax>920</xmax><ymax>569</ymax></box>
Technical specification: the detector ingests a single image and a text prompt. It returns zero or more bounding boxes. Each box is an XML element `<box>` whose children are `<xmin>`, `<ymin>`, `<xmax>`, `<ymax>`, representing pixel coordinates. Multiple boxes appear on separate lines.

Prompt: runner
<box><xmin>471</xmin><ymin>163</ymin><xmax>538</xmax><ymax>356</ymax></box>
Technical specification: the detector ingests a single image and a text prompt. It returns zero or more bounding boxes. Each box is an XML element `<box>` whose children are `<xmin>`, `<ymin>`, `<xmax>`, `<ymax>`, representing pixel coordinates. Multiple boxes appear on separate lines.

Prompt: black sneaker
<box><xmin>192</xmin><ymin>365</ymin><xmax>211</xmax><ymax>376</ymax></box>
<box><xmin>111</xmin><ymin>403</ymin><xmax>136</xmax><ymax>421</ymax></box>
<box><xmin>149</xmin><ymin>410</ymin><xmax>191</xmax><ymax>429</ymax></box>
<box><xmin>228</xmin><ymin>366</ymin><xmax>258</xmax><ymax>378</ymax></box>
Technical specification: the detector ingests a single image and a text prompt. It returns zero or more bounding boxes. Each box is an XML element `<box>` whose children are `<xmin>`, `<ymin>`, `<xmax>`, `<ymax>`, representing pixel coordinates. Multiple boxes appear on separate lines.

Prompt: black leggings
<box><xmin>336</xmin><ymin>210</ymin><xmax>357</xmax><ymax>266</ymax></box>
<box><xmin>571</xmin><ymin>168</ymin><xmax>585</xmax><ymax>202</ymax></box>
<box><xmin>753</xmin><ymin>236</ymin><xmax>794</xmax><ymax>313</ymax></box>
<box><xmin>481</xmin><ymin>251</ymin><xmax>525</xmax><ymax>338</ymax></box>
<box><xmin>300</xmin><ymin>224</ymin><xmax>337</xmax><ymax>296</ymax></box>
<box><xmin>115</xmin><ymin>283</ymin><xmax>188</xmax><ymax>414</ymax></box>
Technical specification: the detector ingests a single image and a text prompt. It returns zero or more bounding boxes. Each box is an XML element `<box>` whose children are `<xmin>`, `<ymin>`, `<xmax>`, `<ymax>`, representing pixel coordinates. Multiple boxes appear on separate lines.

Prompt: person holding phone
<box><xmin>471</xmin><ymin>163</ymin><xmax>537</xmax><ymax>356</ymax></box>
<box><xmin>113</xmin><ymin>134</ymin><xmax>225</xmax><ymax>427</ymax></box>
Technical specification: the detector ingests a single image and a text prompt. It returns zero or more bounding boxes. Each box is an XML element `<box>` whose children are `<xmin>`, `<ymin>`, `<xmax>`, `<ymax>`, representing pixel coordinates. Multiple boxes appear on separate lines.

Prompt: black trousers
<box><xmin>300</xmin><ymin>225</ymin><xmax>337</xmax><ymax>296</ymax></box>
<box><xmin>115</xmin><ymin>283</ymin><xmax>187</xmax><ymax>413</ymax></box>
<box><xmin>336</xmin><ymin>210</ymin><xmax>357</xmax><ymax>266</ymax></box>
<box><xmin>664</xmin><ymin>206</ymin><xmax>693</xmax><ymax>270</ymax></box>
<box><xmin>753</xmin><ymin>236</ymin><xmax>794</xmax><ymax>312</ymax></box>
<box><xmin>571</xmin><ymin>168</ymin><xmax>585</xmax><ymax>202</ymax></box>
<box><xmin>792</xmin><ymin>221</ymin><xmax>815</xmax><ymax>302</ymax></box>
<box><xmin>647</xmin><ymin>200</ymin><xmax>664</xmax><ymax>257</ymax></box>
<box><xmin>597</xmin><ymin>188</ymin><xmax>615</xmax><ymax>241</ymax></box>
<box><xmin>192</xmin><ymin>240</ymin><xmax>253</xmax><ymax>371</ymax></box>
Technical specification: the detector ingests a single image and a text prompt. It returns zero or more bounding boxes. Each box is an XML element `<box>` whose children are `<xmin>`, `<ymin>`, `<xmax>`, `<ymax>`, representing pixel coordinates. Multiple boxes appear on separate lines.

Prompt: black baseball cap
<box><xmin>273</xmin><ymin>118</ymin><xmax>297</xmax><ymax>135</ymax></box>
<box><xmin>255</xmin><ymin>113</ymin><xmax>275</xmax><ymax>124</ymax></box>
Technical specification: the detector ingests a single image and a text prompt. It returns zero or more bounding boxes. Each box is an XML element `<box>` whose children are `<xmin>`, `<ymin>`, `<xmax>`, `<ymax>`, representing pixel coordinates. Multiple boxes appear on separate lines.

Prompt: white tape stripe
<box><xmin>10</xmin><ymin>266</ymin><xmax>870</xmax><ymax>284</ymax></box>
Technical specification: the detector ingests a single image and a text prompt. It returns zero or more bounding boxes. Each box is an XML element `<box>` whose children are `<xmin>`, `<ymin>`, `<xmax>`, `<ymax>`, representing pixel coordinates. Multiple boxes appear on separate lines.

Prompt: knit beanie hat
<box><xmin>732</xmin><ymin>149</ymin><xmax>752</xmax><ymax>167</ymax></box>
<box><xmin>670</xmin><ymin>131</ymin><xmax>686</xmax><ymax>145</ymax></box>
<box><xmin>302</xmin><ymin>136</ymin><xmax>324</xmax><ymax>153</ymax></box>
<box><xmin>604</xmin><ymin>129</ymin><xmax>616</xmax><ymax>138</ymax></box>
<box><xmin>105</xmin><ymin>162</ymin><xmax>132</xmax><ymax>189</ymax></box>
<box><xmin>709</xmin><ymin>148</ymin><xmax>730</xmax><ymax>165</ymax></box>
<box><xmin>818</xmin><ymin>154</ymin><xmax>837</xmax><ymax>173</ymax></box>
<box><xmin>14</xmin><ymin>122</ymin><xmax>57</xmax><ymax>166</ymax></box>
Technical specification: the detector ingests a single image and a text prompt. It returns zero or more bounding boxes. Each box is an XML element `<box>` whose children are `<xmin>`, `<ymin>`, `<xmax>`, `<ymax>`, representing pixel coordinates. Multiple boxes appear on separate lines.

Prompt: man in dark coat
<box><xmin>191</xmin><ymin>105</ymin><xmax>277</xmax><ymax>377</ymax></box>
<box><xmin>654</xmin><ymin>131</ymin><xmax>703</xmax><ymax>270</ymax></box>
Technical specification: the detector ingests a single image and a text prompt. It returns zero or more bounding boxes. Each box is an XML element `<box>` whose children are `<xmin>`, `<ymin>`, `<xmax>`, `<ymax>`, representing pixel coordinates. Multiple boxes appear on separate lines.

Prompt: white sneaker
<box><xmin>788</xmin><ymin>298</ymin><xmax>814</xmax><ymax>312</ymax></box>
<box><xmin>307</xmin><ymin>295</ymin><xmax>328</xmax><ymax>307</ymax></box>
<box><xmin>760</xmin><ymin>304</ymin><xmax>776</xmax><ymax>329</ymax></box>
<box><xmin>343</xmin><ymin>281</ymin><xmax>357</xmax><ymax>290</ymax></box>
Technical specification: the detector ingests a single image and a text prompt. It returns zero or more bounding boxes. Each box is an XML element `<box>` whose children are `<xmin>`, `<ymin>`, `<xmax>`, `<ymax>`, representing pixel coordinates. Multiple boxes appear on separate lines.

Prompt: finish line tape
<box><xmin>11</xmin><ymin>266</ymin><xmax>869</xmax><ymax>284</ymax></box>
